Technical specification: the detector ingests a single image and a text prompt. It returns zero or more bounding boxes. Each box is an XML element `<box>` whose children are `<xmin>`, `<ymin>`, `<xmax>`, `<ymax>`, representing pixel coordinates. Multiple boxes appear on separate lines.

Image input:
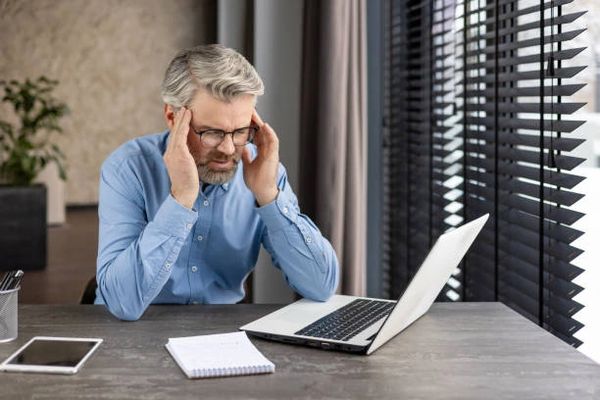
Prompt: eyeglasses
<box><xmin>191</xmin><ymin>125</ymin><xmax>257</xmax><ymax>147</ymax></box>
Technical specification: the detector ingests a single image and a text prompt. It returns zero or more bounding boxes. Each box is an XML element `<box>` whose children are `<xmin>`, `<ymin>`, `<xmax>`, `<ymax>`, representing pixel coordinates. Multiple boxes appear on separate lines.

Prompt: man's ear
<box><xmin>164</xmin><ymin>104</ymin><xmax>176</xmax><ymax>130</ymax></box>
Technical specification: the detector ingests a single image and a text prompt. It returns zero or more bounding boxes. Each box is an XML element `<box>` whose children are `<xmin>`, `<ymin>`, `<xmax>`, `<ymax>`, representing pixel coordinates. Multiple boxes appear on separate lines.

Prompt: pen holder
<box><xmin>0</xmin><ymin>287</ymin><xmax>19</xmax><ymax>343</ymax></box>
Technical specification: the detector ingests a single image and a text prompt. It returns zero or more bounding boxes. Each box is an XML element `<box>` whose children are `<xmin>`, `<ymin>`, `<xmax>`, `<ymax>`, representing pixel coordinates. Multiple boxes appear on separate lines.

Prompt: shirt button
<box><xmin>191</xmin><ymin>266</ymin><xmax>198</xmax><ymax>273</ymax></box>
<box><xmin>197</xmin><ymin>235</ymin><xmax>203</xmax><ymax>241</ymax></box>
<box><xmin>305</xmin><ymin>236</ymin><xmax>312</xmax><ymax>243</ymax></box>
<box><xmin>283</xmin><ymin>207</ymin><xmax>289</xmax><ymax>214</ymax></box>
<box><xmin>165</xmin><ymin>263</ymin><xmax>172</xmax><ymax>270</ymax></box>
<box><xmin>203</xmin><ymin>200</ymin><xmax>209</xmax><ymax>207</ymax></box>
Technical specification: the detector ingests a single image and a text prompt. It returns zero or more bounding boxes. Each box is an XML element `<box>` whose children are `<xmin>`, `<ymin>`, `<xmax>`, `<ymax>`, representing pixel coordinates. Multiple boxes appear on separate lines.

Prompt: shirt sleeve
<box><xmin>256</xmin><ymin>165</ymin><xmax>339</xmax><ymax>301</ymax></box>
<box><xmin>96</xmin><ymin>158</ymin><xmax>197</xmax><ymax>320</ymax></box>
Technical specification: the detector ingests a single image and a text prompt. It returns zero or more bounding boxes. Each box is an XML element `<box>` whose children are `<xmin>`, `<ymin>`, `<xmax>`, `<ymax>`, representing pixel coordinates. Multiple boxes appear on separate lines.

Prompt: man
<box><xmin>95</xmin><ymin>44</ymin><xmax>339</xmax><ymax>320</ymax></box>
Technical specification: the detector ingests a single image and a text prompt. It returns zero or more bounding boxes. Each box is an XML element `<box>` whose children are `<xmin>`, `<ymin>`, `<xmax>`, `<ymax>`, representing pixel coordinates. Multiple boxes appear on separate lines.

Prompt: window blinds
<box><xmin>382</xmin><ymin>0</ymin><xmax>587</xmax><ymax>346</ymax></box>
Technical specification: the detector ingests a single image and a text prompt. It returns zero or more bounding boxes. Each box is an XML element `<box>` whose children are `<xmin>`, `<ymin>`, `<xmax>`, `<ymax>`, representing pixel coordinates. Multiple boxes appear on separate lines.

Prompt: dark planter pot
<box><xmin>0</xmin><ymin>184</ymin><xmax>47</xmax><ymax>271</ymax></box>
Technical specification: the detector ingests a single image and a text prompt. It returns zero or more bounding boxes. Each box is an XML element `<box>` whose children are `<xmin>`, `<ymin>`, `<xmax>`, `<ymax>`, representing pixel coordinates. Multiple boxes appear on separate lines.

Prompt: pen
<box><xmin>0</xmin><ymin>270</ymin><xmax>24</xmax><ymax>292</ymax></box>
<box><xmin>9</xmin><ymin>270</ymin><xmax>24</xmax><ymax>290</ymax></box>
<box><xmin>0</xmin><ymin>272</ymin><xmax>8</xmax><ymax>290</ymax></box>
<box><xmin>0</xmin><ymin>272</ymin><xmax>11</xmax><ymax>291</ymax></box>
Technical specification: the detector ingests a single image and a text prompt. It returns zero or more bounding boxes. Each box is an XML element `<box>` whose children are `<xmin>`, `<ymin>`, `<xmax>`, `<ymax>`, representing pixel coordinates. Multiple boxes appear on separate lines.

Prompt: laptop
<box><xmin>240</xmin><ymin>214</ymin><xmax>489</xmax><ymax>355</ymax></box>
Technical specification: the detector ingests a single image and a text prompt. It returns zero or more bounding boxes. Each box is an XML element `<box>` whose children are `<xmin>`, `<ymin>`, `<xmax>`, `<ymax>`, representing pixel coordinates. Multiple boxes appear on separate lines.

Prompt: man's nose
<box><xmin>217</xmin><ymin>134</ymin><xmax>236</xmax><ymax>155</ymax></box>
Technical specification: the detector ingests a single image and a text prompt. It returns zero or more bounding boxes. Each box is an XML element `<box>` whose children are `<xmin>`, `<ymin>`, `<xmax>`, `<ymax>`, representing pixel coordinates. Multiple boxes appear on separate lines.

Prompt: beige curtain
<box><xmin>300</xmin><ymin>0</ymin><xmax>367</xmax><ymax>296</ymax></box>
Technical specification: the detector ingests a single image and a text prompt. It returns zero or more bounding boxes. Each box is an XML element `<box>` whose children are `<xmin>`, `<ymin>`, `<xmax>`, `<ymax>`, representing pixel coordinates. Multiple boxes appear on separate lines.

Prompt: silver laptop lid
<box><xmin>366</xmin><ymin>214</ymin><xmax>489</xmax><ymax>355</ymax></box>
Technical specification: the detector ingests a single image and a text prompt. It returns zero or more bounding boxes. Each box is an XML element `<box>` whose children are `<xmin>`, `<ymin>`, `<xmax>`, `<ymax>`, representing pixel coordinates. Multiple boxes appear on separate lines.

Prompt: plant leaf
<box><xmin>0</xmin><ymin>76</ymin><xmax>68</xmax><ymax>185</ymax></box>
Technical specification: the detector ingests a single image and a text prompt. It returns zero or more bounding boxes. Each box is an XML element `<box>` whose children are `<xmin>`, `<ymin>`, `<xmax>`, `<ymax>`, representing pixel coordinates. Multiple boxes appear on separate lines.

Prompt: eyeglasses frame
<box><xmin>190</xmin><ymin>125</ymin><xmax>258</xmax><ymax>147</ymax></box>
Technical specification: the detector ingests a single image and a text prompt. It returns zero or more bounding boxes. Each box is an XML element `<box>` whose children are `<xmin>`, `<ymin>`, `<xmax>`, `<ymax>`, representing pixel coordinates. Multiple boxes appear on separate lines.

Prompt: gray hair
<box><xmin>160</xmin><ymin>44</ymin><xmax>264</xmax><ymax>108</ymax></box>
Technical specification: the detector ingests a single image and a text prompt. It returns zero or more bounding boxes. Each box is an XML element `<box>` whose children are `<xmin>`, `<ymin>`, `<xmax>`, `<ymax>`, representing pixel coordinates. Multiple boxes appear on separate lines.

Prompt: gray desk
<box><xmin>0</xmin><ymin>303</ymin><xmax>598</xmax><ymax>399</ymax></box>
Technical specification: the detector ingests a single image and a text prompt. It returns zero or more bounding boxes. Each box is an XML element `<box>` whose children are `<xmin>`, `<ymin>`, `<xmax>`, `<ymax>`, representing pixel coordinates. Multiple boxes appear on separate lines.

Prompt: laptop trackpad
<box><xmin>278</xmin><ymin>297</ymin><xmax>358</xmax><ymax>326</ymax></box>
<box><xmin>278</xmin><ymin>307</ymin><xmax>324</xmax><ymax>326</ymax></box>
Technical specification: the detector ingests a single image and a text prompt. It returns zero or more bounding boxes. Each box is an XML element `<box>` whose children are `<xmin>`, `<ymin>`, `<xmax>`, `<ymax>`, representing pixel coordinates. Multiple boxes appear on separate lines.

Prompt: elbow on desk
<box><xmin>112</xmin><ymin>308</ymin><xmax>144</xmax><ymax>322</ymax></box>
<box><xmin>297</xmin><ymin>272</ymin><xmax>338</xmax><ymax>302</ymax></box>
<box><xmin>104</xmin><ymin>296</ymin><xmax>146</xmax><ymax>321</ymax></box>
<box><xmin>96</xmin><ymin>287</ymin><xmax>145</xmax><ymax>321</ymax></box>
<box><xmin>104</xmin><ymin>304</ymin><xmax>146</xmax><ymax>321</ymax></box>
<box><xmin>308</xmin><ymin>262</ymin><xmax>339</xmax><ymax>302</ymax></box>
<box><xmin>99</xmin><ymin>298</ymin><xmax>145</xmax><ymax>321</ymax></box>
<box><xmin>303</xmin><ymin>289</ymin><xmax>334</xmax><ymax>302</ymax></box>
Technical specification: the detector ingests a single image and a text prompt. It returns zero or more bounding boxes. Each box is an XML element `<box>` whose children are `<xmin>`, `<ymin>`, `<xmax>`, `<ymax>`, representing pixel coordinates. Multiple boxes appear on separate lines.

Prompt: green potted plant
<box><xmin>0</xmin><ymin>76</ymin><xmax>68</xmax><ymax>270</ymax></box>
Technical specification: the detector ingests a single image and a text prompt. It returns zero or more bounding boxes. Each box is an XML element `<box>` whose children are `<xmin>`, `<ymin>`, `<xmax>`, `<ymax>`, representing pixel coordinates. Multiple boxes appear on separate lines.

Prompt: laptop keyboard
<box><xmin>295</xmin><ymin>299</ymin><xmax>395</xmax><ymax>342</ymax></box>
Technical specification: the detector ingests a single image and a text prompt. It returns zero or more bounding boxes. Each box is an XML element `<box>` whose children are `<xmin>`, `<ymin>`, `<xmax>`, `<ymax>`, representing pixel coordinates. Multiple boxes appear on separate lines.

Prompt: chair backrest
<box><xmin>80</xmin><ymin>276</ymin><xmax>97</xmax><ymax>304</ymax></box>
<box><xmin>238</xmin><ymin>272</ymin><xmax>253</xmax><ymax>304</ymax></box>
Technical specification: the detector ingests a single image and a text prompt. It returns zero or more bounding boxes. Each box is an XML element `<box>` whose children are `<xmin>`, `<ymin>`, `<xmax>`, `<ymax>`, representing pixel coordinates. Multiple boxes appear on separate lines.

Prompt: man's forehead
<box><xmin>189</xmin><ymin>91</ymin><xmax>255</xmax><ymax>128</ymax></box>
<box><xmin>191</xmin><ymin>112</ymin><xmax>252</xmax><ymax>130</ymax></box>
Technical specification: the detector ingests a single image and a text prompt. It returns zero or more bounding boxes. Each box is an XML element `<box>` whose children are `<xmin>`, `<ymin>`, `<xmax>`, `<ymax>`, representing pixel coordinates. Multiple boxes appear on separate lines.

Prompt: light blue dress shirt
<box><xmin>95</xmin><ymin>131</ymin><xmax>339</xmax><ymax>320</ymax></box>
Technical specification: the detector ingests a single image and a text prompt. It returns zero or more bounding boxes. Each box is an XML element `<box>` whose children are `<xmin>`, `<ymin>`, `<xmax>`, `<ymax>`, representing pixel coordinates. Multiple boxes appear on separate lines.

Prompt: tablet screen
<box><xmin>6</xmin><ymin>338</ymin><xmax>99</xmax><ymax>367</ymax></box>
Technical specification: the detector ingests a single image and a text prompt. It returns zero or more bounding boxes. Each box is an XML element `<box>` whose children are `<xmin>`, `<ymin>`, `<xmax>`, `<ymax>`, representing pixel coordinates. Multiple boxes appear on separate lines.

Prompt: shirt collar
<box><xmin>202</xmin><ymin>182</ymin><xmax>230</xmax><ymax>194</ymax></box>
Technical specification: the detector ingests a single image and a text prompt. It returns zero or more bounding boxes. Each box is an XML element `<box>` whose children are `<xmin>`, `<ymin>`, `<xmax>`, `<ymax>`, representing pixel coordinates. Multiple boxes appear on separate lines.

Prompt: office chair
<box><xmin>238</xmin><ymin>273</ymin><xmax>253</xmax><ymax>304</ymax></box>
<box><xmin>80</xmin><ymin>276</ymin><xmax>97</xmax><ymax>304</ymax></box>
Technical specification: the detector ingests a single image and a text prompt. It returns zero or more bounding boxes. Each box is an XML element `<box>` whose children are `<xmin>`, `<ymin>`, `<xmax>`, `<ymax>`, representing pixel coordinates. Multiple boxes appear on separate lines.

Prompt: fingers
<box><xmin>259</xmin><ymin>123</ymin><xmax>279</xmax><ymax>152</ymax></box>
<box><xmin>252</xmin><ymin>109</ymin><xmax>265</xmax><ymax>127</ymax></box>
<box><xmin>169</xmin><ymin>108</ymin><xmax>192</xmax><ymax>150</ymax></box>
<box><xmin>177</xmin><ymin>108</ymin><xmax>192</xmax><ymax>146</ymax></box>
<box><xmin>241</xmin><ymin>147</ymin><xmax>252</xmax><ymax>166</ymax></box>
<box><xmin>251</xmin><ymin>110</ymin><xmax>278</xmax><ymax>148</ymax></box>
<box><xmin>251</xmin><ymin>110</ymin><xmax>278</xmax><ymax>159</ymax></box>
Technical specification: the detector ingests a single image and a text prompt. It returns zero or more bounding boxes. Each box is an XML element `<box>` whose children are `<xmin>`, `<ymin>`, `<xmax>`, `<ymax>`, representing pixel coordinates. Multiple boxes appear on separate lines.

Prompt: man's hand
<box><xmin>163</xmin><ymin>108</ymin><xmax>199</xmax><ymax>209</ymax></box>
<box><xmin>242</xmin><ymin>110</ymin><xmax>279</xmax><ymax>206</ymax></box>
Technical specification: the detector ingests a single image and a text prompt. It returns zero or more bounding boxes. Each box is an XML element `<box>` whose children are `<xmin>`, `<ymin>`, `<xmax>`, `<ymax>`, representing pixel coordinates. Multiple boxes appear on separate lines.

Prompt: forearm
<box><xmin>258</xmin><ymin>190</ymin><xmax>339</xmax><ymax>300</ymax></box>
<box><xmin>97</xmin><ymin>195</ymin><xmax>197</xmax><ymax>320</ymax></box>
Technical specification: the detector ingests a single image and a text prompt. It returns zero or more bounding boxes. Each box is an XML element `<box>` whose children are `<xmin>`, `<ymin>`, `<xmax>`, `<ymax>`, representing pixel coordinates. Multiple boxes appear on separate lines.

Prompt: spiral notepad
<box><xmin>165</xmin><ymin>331</ymin><xmax>275</xmax><ymax>379</ymax></box>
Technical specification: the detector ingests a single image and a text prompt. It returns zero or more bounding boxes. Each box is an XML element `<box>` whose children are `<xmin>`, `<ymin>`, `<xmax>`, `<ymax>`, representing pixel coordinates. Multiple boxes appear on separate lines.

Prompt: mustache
<box><xmin>195</xmin><ymin>152</ymin><xmax>241</xmax><ymax>166</ymax></box>
<box><xmin>211</xmin><ymin>156</ymin><xmax>239</xmax><ymax>162</ymax></box>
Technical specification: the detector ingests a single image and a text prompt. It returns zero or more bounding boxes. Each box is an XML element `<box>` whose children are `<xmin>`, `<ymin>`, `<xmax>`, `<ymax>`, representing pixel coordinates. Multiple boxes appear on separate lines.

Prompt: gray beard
<box><xmin>197</xmin><ymin>161</ymin><xmax>238</xmax><ymax>185</ymax></box>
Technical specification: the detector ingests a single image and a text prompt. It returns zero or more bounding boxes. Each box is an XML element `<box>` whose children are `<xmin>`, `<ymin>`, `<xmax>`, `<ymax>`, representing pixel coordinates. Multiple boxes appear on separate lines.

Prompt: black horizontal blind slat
<box><xmin>459</xmin><ymin>66</ymin><xmax>586</xmax><ymax>84</ymax></box>
<box><xmin>459</xmin><ymin>101</ymin><xmax>585</xmax><ymax>115</ymax></box>
<box><xmin>463</xmin><ymin>130</ymin><xmax>585</xmax><ymax>151</ymax></box>
<box><xmin>465</xmin><ymin>29</ymin><xmax>585</xmax><ymax>57</ymax></box>
<box><xmin>463</xmin><ymin>176</ymin><xmax>584</xmax><ymax>207</ymax></box>
<box><xmin>464</xmin><ymin>116</ymin><xmax>585</xmax><ymax>133</ymax></box>
<box><xmin>464</xmin><ymin>83</ymin><xmax>585</xmax><ymax>98</ymax></box>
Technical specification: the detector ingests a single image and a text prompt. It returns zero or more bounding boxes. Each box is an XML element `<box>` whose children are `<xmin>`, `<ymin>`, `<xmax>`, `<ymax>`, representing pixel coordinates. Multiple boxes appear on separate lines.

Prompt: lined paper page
<box><xmin>165</xmin><ymin>332</ymin><xmax>275</xmax><ymax>378</ymax></box>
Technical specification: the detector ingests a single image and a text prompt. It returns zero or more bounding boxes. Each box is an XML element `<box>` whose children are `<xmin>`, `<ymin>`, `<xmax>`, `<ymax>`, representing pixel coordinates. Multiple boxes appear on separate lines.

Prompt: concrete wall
<box><xmin>0</xmin><ymin>0</ymin><xmax>215</xmax><ymax>204</ymax></box>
